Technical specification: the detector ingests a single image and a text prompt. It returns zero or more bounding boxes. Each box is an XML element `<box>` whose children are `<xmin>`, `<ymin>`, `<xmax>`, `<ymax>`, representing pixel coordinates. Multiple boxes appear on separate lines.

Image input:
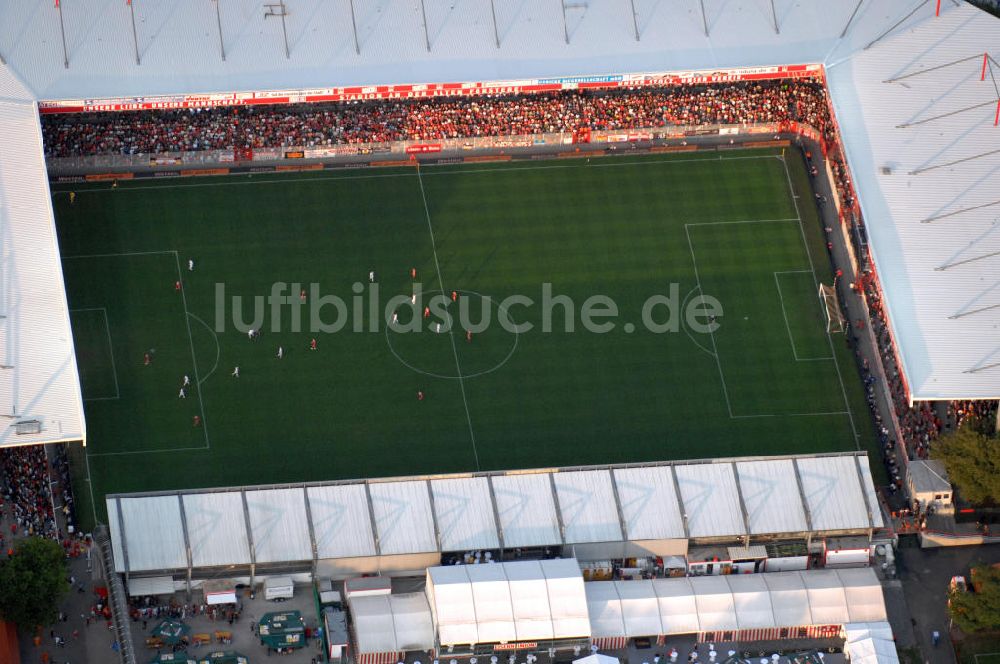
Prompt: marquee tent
<box><xmin>584</xmin><ymin>568</ymin><xmax>886</xmax><ymax>640</ymax></box>
<box><xmin>425</xmin><ymin>559</ymin><xmax>590</xmax><ymax>646</ymax></box>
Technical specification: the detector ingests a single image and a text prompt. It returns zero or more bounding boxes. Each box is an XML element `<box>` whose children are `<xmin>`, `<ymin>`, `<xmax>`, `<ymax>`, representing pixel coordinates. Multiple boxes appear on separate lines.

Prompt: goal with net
<box><xmin>818</xmin><ymin>283</ymin><xmax>846</xmax><ymax>333</ymax></box>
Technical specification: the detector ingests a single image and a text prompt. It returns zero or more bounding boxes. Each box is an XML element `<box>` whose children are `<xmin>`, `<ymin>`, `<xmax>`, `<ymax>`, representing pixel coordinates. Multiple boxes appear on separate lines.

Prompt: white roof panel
<box><xmin>505</xmin><ymin>560</ymin><xmax>555</xmax><ymax>641</ymax></box>
<box><xmin>803</xmin><ymin>570</ymin><xmax>850</xmax><ymax>625</ymax></box>
<box><xmin>763</xmin><ymin>572</ymin><xmax>812</xmax><ymax>627</ymax></box>
<box><xmin>118</xmin><ymin>496</ymin><xmax>186</xmax><ymax>572</ymax></box>
<box><xmin>838</xmin><ymin>568</ymin><xmax>888</xmax><ymax>624</ymax></box>
<box><xmin>613</xmin><ymin>466</ymin><xmax>686</xmax><ymax>541</ymax></box>
<box><xmin>391</xmin><ymin>592</ymin><xmax>435</xmax><ymax>651</ymax></box>
<box><xmin>737</xmin><ymin>460</ymin><xmax>809</xmax><ymax>535</ymax></box>
<box><xmin>797</xmin><ymin>457</ymin><xmax>874</xmax><ymax>532</ymax></box>
<box><xmin>467</xmin><ymin>564</ymin><xmax>517</xmax><ymax>643</ymax></box>
<box><xmin>727</xmin><ymin>574</ymin><xmax>776</xmax><ymax>629</ymax></box>
<box><xmin>553</xmin><ymin>471</ymin><xmax>623</xmax><ymax>544</ymax></box>
<box><xmin>183</xmin><ymin>492</ymin><xmax>251</xmax><ymax>568</ymax></box>
<box><xmin>675</xmin><ymin>464</ymin><xmax>745</xmax><ymax>538</ymax></box>
<box><xmin>615</xmin><ymin>580</ymin><xmax>663</xmax><ymax>638</ymax></box>
<box><xmin>541</xmin><ymin>558</ymin><xmax>591</xmax><ymax>639</ymax></box>
<box><xmin>245</xmin><ymin>488</ymin><xmax>312</xmax><ymax>564</ymax></box>
<box><xmin>431</xmin><ymin>477</ymin><xmax>500</xmax><ymax>552</ymax></box>
<box><xmin>689</xmin><ymin>576</ymin><xmax>738</xmax><ymax>631</ymax></box>
<box><xmin>427</xmin><ymin>566</ymin><xmax>479</xmax><ymax>646</ymax></box>
<box><xmin>369</xmin><ymin>480</ymin><xmax>437</xmax><ymax>555</ymax></box>
<box><xmin>585</xmin><ymin>582</ymin><xmax>626</xmax><ymax>638</ymax></box>
<box><xmin>0</xmin><ymin>91</ymin><xmax>83</xmax><ymax>447</ymax></box>
<box><xmin>308</xmin><ymin>484</ymin><xmax>377</xmax><ymax>560</ymax></box>
<box><xmin>492</xmin><ymin>473</ymin><xmax>561</xmax><ymax>548</ymax></box>
<box><xmin>653</xmin><ymin>577</ymin><xmax>701</xmax><ymax>635</ymax></box>
<box><xmin>351</xmin><ymin>594</ymin><xmax>397</xmax><ymax>654</ymax></box>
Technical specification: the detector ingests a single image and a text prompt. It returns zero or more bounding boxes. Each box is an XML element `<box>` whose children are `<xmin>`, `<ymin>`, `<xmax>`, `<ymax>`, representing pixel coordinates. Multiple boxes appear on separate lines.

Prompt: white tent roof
<box><xmin>391</xmin><ymin>593</ymin><xmax>437</xmax><ymax>651</ymax></box>
<box><xmin>554</xmin><ymin>471</ymin><xmax>623</xmax><ymax>544</ymax></box>
<box><xmin>675</xmin><ymin>464</ymin><xmax>745</xmax><ymax>538</ymax></box>
<box><xmin>351</xmin><ymin>592</ymin><xmax>435</xmax><ymax>654</ymax></box>
<box><xmin>763</xmin><ymin>570</ymin><xmax>813</xmax><ymax>627</ymax></box>
<box><xmin>308</xmin><ymin>484</ymin><xmax>378</xmax><ymax>559</ymax></box>
<box><xmin>797</xmin><ymin>456</ymin><xmax>882</xmax><ymax>532</ymax></box>
<box><xmin>351</xmin><ymin>595</ymin><xmax>397</xmax><ymax>654</ymax></box>
<box><xmin>369</xmin><ymin>480</ymin><xmax>437</xmax><ymax>555</ymax></box>
<box><xmin>736</xmin><ymin>460</ymin><xmax>809</xmax><ymax>535</ymax></box>
<box><xmin>431</xmin><ymin>477</ymin><xmax>500</xmax><ymax>552</ymax></box>
<box><xmin>245</xmin><ymin>488</ymin><xmax>312</xmax><ymax>563</ymax></box>
<box><xmin>613</xmin><ymin>466</ymin><xmax>685</xmax><ymax>541</ymax></box>
<box><xmin>426</xmin><ymin>565</ymin><xmax>480</xmax><ymax>646</ymax></box>
<box><xmin>616</xmin><ymin>580</ymin><xmax>663</xmax><ymax>638</ymax></box>
<box><xmin>803</xmin><ymin>570</ymin><xmax>850</xmax><ymax>626</ymax></box>
<box><xmin>424</xmin><ymin>558</ymin><xmax>591</xmax><ymax>646</ymax></box>
<box><xmin>0</xmin><ymin>65</ymin><xmax>84</xmax><ymax>448</ymax></box>
<box><xmin>106</xmin><ymin>453</ymin><xmax>883</xmax><ymax>573</ymax></box>
<box><xmin>491</xmin><ymin>473</ymin><xmax>561</xmax><ymax>548</ymax></box>
<box><xmin>589</xmin><ymin>569</ymin><xmax>888</xmax><ymax>638</ymax></box>
<box><xmin>690</xmin><ymin>576</ymin><xmax>739</xmax><ymax>631</ymax></box>
<box><xmin>848</xmin><ymin>636</ymin><xmax>900</xmax><ymax>664</ymax></box>
<box><xmin>728</xmin><ymin>574</ymin><xmax>776</xmax><ymax>629</ymax></box>
<box><xmin>467</xmin><ymin>563</ymin><xmax>517</xmax><ymax>643</ymax></box>
<box><xmin>506</xmin><ymin>559</ymin><xmax>557</xmax><ymax>641</ymax></box>
<box><xmin>844</xmin><ymin>622</ymin><xmax>896</xmax><ymax>645</ymax></box>
<box><xmin>653</xmin><ymin>578</ymin><xmax>701</xmax><ymax>635</ymax></box>
<box><xmin>585</xmin><ymin>582</ymin><xmax>627</xmax><ymax>638</ymax></box>
<box><xmin>183</xmin><ymin>492</ymin><xmax>251</xmax><ymax>568</ymax></box>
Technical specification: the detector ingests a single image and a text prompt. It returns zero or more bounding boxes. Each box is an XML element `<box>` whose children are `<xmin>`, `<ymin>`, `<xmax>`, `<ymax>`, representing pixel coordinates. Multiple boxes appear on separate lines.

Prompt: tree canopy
<box><xmin>933</xmin><ymin>426</ymin><xmax>1000</xmax><ymax>505</ymax></box>
<box><xmin>0</xmin><ymin>537</ymin><xmax>69</xmax><ymax>630</ymax></box>
<box><xmin>949</xmin><ymin>565</ymin><xmax>1000</xmax><ymax>633</ymax></box>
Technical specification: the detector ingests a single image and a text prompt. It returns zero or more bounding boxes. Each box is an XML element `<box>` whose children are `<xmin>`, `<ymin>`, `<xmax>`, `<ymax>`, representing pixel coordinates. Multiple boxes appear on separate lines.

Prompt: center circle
<box><xmin>384</xmin><ymin>289</ymin><xmax>520</xmax><ymax>380</ymax></box>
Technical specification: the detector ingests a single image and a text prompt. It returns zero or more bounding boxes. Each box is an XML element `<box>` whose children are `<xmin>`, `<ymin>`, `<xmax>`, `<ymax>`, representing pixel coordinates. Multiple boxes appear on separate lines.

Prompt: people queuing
<box><xmin>40</xmin><ymin>81</ymin><xmax>832</xmax><ymax>157</ymax></box>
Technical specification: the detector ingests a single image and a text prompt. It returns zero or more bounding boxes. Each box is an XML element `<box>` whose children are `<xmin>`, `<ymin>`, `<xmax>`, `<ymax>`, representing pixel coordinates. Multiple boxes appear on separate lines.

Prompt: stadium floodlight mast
<box><xmin>560</xmin><ymin>0</ymin><xmax>569</xmax><ymax>44</ymax></box>
<box><xmin>264</xmin><ymin>1</ymin><xmax>290</xmax><ymax>59</ymax></box>
<box><xmin>699</xmin><ymin>0</ymin><xmax>709</xmax><ymax>37</ymax></box>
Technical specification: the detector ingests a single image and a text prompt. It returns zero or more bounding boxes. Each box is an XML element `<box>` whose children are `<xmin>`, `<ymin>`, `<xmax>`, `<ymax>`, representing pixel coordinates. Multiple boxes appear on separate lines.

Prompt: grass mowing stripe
<box><xmin>780</xmin><ymin>154</ymin><xmax>860</xmax><ymax>449</ymax></box>
<box><xmin>416</xmin><ymin>168</ymin><xmax>481</xmax><ymax>471</ymax></box>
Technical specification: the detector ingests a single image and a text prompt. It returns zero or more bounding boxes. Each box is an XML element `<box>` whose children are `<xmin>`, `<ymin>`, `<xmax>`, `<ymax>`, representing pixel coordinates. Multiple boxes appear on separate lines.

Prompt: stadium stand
<box><xmin>39</xmin><ymin>81</ymin><xmax>833</xmax><ymax>156</ymax></box>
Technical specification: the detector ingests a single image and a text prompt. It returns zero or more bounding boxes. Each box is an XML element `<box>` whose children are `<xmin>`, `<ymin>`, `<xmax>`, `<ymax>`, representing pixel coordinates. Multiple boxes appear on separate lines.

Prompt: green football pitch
<box><xmin>51</xmin><ymin>148</ymin><xmax>877</xmax><ymax>527</ymax></box>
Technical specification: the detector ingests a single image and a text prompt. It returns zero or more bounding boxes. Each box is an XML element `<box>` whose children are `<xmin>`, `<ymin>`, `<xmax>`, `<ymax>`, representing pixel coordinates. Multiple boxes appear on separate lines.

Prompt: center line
<box><xmin>415</xmin><ymin>167</ymin><xmax>481</xmax><ymax>471</ymax></box>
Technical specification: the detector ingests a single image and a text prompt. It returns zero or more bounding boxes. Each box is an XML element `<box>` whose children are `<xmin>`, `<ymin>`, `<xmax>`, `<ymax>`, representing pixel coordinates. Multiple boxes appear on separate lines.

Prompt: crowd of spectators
<box><xmin>0</xmin><ymin>445</ymin><xmax>58</xmax><ymax>544</ymax></box>
<box><xmin>40</xmin><ymin>81</ymin><xmax>832</xmax><ymax>157</ymax></box>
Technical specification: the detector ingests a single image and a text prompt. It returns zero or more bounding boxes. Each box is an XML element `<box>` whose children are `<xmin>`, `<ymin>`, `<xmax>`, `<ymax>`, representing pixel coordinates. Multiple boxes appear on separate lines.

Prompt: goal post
<box><xmin>818</xmin><ymin>283</ymin><xmax>846</xmax><ymax>334</ymax></box>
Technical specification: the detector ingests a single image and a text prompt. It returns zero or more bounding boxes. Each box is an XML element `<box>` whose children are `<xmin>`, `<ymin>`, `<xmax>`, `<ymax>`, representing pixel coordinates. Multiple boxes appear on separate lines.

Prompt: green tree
<box><xmin>949</xmin><ymin>565</ymin><xmax>1000</xmax><ymax>633</ymax></box>
<box><xmin>0</xmin><ymin>537</ymin><xmax>69</xmax><ymax>630</ymax></box>
<box><xmin>933</xmin><ymin>425</ymin><xmax>1000</xmax><ymax>505</ymax></box>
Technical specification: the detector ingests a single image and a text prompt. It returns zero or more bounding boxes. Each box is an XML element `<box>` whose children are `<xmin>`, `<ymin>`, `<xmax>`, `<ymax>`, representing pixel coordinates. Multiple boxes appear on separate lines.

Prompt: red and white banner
<box><xmin>356</xmin><ymin>652</ymin><xmax>402</xmax><ymax>664</ymax></box>
<box><xmin>404</xmin><ymin>144</ymin><xmax>443</xmax><ymax>154</ymax></box>
<box><xmin>38</xmin><ymin>64</ymin><xmax>822</xmax><ymax>114</ymax></box>
<box><xmin>697</xmin><ymin>625</ymin><xmax>841</xmax><ymax>643</ymax></box>
<box><xmin>494</xmin><ymin>642</ymin><xmax>539</xmax><ymax>651</ymax></box>
<box><xmin>592</xmin><ymin>637</ymin><xmax>629</xmax><ymax>650</ymax></box>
